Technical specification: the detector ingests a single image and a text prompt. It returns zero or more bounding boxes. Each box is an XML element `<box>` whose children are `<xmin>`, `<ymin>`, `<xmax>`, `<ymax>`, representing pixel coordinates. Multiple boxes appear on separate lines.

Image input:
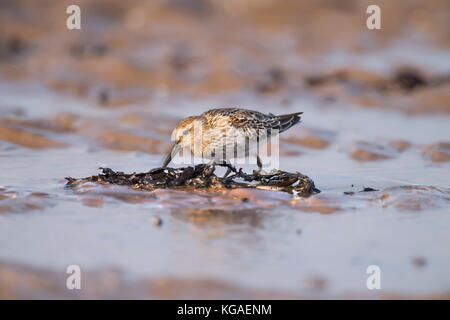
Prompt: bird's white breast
<box><xmin>195</xmin><ymin>127</ymin><xmax>275</xmax><ymax>161</ymax></box>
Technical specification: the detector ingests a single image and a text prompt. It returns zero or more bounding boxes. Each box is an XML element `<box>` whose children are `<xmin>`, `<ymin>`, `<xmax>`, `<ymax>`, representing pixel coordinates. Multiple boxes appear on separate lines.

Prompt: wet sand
<box><xmin>0</xmin><ymin>0</ymin><xmax>449</xmax><ymax>299</ymax></box>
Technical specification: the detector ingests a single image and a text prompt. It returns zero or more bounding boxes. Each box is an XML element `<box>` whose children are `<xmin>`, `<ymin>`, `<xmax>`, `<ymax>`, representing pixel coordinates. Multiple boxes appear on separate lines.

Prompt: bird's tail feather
<box><xmin>276</xmin><ymin>112</ymin><xmax>303</xmax><ymax>133</ymax></box>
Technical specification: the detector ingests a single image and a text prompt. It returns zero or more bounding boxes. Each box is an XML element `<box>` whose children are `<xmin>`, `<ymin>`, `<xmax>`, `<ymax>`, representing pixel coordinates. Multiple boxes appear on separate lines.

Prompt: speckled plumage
<box><xmin>162</xmin><ymin>108</ymin><xmax>303</xmax><ymax>168</ymax></box>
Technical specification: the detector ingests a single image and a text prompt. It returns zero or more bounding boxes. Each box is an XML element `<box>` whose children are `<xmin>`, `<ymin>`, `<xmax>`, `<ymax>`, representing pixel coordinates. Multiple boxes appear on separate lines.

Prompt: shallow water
<box><xmin>1</xmin><ymin>79</ymin><xmax>449</xmax><ymax>298</ymax></box>
<box><xmin>1</xmin><ymin>0</ymin><xmax>450</xmax><ymax>299</ymax></box>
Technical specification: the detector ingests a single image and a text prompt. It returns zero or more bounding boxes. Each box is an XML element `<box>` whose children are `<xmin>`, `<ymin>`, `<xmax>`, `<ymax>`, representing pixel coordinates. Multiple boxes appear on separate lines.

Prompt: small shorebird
<box><xmin>162</xmin><ymin>108</ymin><xmax>303</xmax><ymax>177</ymax></box>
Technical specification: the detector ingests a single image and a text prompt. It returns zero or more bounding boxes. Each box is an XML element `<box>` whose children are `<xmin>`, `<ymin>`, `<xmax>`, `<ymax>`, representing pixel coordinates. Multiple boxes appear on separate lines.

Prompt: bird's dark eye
<box><xmin>183</xmin><ymin>129</ymin><xmax>189</xmax><ymax>135</ymax></box>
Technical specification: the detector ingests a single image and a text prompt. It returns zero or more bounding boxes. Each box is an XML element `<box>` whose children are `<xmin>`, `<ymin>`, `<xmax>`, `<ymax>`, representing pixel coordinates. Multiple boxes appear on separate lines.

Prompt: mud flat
<box><xmin>2</xmin><ymin>261</ymin><xmax>450</xmax><ymax>299</ymax></box>
<box><xmin>0</xmin><ymin>0</ymin><xmax>449</xmax><ymax>299</ymax></box>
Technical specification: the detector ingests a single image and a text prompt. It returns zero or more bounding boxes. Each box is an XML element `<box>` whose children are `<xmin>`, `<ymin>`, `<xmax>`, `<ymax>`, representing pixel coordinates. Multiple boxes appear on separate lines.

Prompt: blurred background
<box><xmin>0</xmin><ymin>0</ymin><xmax>449</xmax><ymax>299</ymax></box>
<box><xmin>1</xmin><ymin>0</ymin><xmax>449</xmax><ymax>106</ymax></box>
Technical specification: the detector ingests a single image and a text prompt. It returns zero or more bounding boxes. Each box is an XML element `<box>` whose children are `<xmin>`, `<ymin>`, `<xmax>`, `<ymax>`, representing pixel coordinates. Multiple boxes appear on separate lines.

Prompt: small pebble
<box><xmin>412</xmin><ymin>256</ymin><xmax>427</xmax><ymax>267</ymax></box>
<box><xmin>361</xmin><ymin>187</ymin><xmax>379</xmax><ymax>192</ymax></box>
<box><xmin>98</xmin><ymin>89</ymin><xmax>109</xmax><ymax>105</ymax></box>
<box><xmin>152</xmin><ymin>216</ymin><xmax>163</xmax><ymax>227</ymax></box>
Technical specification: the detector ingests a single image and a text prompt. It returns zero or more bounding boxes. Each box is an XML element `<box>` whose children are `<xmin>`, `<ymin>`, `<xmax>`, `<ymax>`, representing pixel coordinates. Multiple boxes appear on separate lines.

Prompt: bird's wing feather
<box><xmin>201</xmin><ymin>108</ymin><xmax>302</xmax><ymax>135</ymax></box>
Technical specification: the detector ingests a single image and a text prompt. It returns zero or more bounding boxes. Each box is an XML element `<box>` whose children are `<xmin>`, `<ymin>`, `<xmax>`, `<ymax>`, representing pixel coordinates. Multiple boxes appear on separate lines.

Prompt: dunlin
<box><xmin>162</xmin><ymin>108</ymin><xmax>303</xmax><ymax>176</ymax></box>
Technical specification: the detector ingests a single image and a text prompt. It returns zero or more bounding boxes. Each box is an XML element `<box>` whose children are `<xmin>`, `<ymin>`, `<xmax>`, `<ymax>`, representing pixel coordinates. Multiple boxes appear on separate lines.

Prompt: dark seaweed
<box><xmin>65</xmin><ymin>163</ymin><xmax>320</xmax><ymax>196</ymax></box>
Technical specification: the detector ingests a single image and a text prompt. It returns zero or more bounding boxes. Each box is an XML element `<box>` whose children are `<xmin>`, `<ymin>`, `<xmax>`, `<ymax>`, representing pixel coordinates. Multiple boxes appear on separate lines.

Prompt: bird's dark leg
<box><xmin>218</xmin><ymin>161</ymin><xmax>237</xmax><ymax>179</ymax></box>
<box><xmin>257</xmin><ymin>155</ymin><xmax>263</xmax><ymax>171</ymax></box>
<box><xmin>222</xmin><ymin>167</ymin><xmax>232</xmax><ymax>179</ymax></box>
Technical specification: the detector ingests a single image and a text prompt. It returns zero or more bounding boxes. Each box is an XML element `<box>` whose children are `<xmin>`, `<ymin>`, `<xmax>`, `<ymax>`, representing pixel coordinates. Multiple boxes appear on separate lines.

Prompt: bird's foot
<box><xmin>217</xmin><ymin>162</ymin><xmax>243</xmax><ymax>180</ymax></box>
<box><xmin>216</xmin><ymin>161</ymin><xmax>238</xmax><ymax>173</ymax></box>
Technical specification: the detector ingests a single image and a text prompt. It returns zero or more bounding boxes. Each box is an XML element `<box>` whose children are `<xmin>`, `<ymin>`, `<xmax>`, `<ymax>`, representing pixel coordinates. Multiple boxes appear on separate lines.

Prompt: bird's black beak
<box><xmin>162</xmin><ymin>142</ymin><xmax>181</xmax><ymax>168</ymax></box>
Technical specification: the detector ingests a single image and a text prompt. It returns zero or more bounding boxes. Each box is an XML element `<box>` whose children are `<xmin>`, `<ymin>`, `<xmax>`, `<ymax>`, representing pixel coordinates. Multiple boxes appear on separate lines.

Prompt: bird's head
<box><xmin>162</xmin><ymin>116</ymin><xmax>198</xmax><ymax>168</ymax></box>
